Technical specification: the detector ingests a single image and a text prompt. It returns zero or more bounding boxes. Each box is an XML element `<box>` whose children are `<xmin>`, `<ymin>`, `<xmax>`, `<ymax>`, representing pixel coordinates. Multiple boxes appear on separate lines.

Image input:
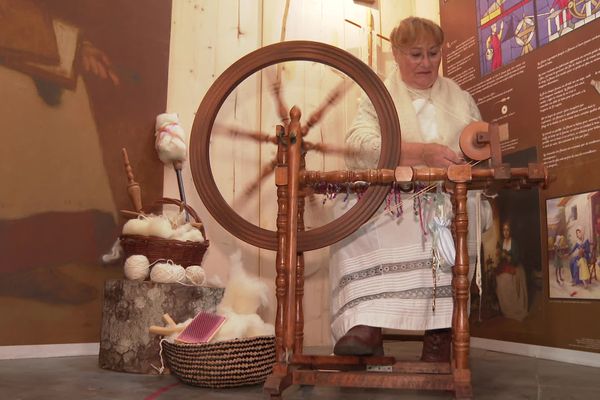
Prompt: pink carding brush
<box><xmin>176</xmin><ymin>312</ymin><xmax>227</xmax><ymax>344</ymax></box>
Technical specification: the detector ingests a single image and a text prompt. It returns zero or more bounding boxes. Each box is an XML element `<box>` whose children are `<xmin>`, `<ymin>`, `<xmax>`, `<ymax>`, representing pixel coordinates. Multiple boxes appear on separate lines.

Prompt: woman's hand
<box><xmin>400</xmin><ymin>142</ymin><xmax>464</xmax><ymax>167</ymax></box>
<box><xmin>421</xmin><ymin>143</ymin><xmax>464</xmax><ymax>167</ymax></box>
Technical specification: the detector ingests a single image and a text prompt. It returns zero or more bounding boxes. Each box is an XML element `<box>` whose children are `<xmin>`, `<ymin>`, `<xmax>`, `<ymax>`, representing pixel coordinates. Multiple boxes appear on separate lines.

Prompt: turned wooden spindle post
<box><xmin>121</xmin><ymin>148</ymin><xmax>143</xmax><ymax>213</ymax></box>
<box><xmin>452</xmin><ymin>182</ymin><xmax>470</xmax><ymax>371</ymax></box>
<box><xmin>284</xmin><ymin>106</ymin><xmax>302</xmax><ymax>355</ymax></box>
<box><xmin>274</xmin><ymin>124</ymin><xmax>289</xmax><ymax>370</ymax></box>
<box><xmin>294</xmin><ymin>152</ymin><xmax>307</xmax><ymax>355</ymax></box>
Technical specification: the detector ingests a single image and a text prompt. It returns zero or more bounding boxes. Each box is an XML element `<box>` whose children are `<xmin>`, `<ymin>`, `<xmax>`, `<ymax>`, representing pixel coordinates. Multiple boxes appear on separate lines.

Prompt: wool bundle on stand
<box><xmin>155</xmin><ymin>113</ymin><xmax>189</xmax><ymax>221</ymax></box>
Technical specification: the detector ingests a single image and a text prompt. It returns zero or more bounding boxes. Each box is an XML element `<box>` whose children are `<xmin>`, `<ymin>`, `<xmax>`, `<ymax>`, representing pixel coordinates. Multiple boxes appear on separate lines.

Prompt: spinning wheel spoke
<box><xmin>217</xmin><ymin>124</ymin><xmax>278</xmax><ymax>145</ymax></box>
<box><xmin>268</xmin><ymin>69</ymin><xmax>291</xmax><ymax>125</ymax></box>
<box><xmin>302</xmin><ymin>140</ymin><xmax>355</xmax><ymax>158</ymax></box>
<box><xmin>301</xmin><ymin>80</ymin><xmax>350</xmax><ymax>137</ymax></box>
<box><xmin>241</xmin><ymin>158</ymin><xmax>278</xmax><ymax>198</ymax></box>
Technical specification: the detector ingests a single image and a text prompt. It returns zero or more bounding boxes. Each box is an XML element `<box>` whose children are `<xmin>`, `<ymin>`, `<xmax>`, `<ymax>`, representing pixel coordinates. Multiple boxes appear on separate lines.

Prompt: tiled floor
<box><xmin>1</xmin><ymin>342</ymin><xmax>599</xmax><ymax>399</ymax></box>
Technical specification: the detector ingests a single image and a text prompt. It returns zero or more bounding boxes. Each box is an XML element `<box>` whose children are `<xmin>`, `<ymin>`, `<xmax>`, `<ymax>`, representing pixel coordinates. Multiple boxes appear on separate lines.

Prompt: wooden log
<box><xmin>98</xmin><ymin>279</ymin><xmax>223</xmax><ymax>374</ymax></box>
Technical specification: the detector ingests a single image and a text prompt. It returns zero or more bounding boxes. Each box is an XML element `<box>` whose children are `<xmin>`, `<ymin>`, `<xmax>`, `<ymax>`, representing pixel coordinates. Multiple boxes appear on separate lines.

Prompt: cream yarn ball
<box><xmin>124</xmin><ymin>255</ymin><xmax>150</xmax><ymax>280</ymax></box>
<box><xmin>185</xmin><ymin>265</ymin><xmax>206</xmax><ymax>286</ymax></box>
<box><xmin>122</xmin><ymin>218</ymin><xmax>149</xmax><ymax>236</ymax></box>
<box><xmin>150</xmin><ymin>261</ymin><xmax>186</xmax><ymax>283</ymax></box>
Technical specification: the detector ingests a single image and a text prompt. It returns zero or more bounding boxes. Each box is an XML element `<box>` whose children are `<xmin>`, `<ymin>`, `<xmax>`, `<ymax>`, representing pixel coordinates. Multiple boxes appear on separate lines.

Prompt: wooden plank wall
<box><xmin>166</xmin><ymin>0</ymin><xmax>439</xmax><ymax>346</ymax></box>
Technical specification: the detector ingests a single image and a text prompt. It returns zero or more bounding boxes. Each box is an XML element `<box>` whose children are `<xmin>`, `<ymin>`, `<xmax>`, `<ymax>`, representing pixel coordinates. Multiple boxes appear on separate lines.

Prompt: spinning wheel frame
<box><xmin>190</xmin><ymin>41</ymin><xmax>401</xmax><ymax>251</ymax></box>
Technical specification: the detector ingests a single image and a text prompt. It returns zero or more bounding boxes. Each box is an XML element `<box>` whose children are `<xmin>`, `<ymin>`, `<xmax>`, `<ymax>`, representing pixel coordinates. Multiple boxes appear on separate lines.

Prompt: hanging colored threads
<box><xmin>385</xmin><ymin>186</ymin><xmax>394</xmax><ymax>215</ymax></box>
<box><xmin>431</xmin><ymin>247</ymin><xmax>439</xmax><ymax>312</ymax></box>
<box><xmin>343</xmin><ymin>183</ymin><xmax>351</xmax><ymax>202</ymax></box>
<box><xmin>394</xmin><ymin>183</ymin><xmax>403</xmax><ymax>217</ymax></box>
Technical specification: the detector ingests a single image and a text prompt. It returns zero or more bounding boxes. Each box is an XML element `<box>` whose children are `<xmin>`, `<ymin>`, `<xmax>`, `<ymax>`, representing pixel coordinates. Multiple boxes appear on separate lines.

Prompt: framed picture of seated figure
<box><xmin>470</xmin><ymin>147</ymin><xmax>543</xmax><ymax>340</ymax></box>
<box><xmin>547</xmin><ymin>190</ymin><xmax>600</xmax><ymax>300</ymax></box>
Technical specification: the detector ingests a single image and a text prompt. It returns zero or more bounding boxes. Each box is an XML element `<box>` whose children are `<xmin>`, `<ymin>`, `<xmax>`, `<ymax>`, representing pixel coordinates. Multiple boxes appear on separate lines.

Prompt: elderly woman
<box><xmin>330</xmin><ymin>17</ymin><xmax>488</xmax><ymax>361</ymax></box>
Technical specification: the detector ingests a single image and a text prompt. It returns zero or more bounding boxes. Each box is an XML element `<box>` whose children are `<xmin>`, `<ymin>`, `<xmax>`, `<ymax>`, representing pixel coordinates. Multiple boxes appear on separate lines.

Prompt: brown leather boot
<box><xmin>333</xmin><ymin>325</ymin><xmax>384</xmax><ymax>356</ymax></box>
<box><xmin>421</xmin><ymin>328</ymin><xmax>452</xmax><ymax>362</ymax></box>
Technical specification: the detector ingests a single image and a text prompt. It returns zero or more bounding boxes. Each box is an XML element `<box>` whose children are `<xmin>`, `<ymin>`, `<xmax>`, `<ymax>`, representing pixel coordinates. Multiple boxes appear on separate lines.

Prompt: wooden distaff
<box><xmin>121</xmin><ymin>148</ymin><xmax>143</xmax><ymax>213</ymax></box>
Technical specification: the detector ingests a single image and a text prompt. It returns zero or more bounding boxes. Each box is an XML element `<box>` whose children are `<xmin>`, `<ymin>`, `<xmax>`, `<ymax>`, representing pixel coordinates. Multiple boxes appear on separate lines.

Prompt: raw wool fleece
<box><xmin>210</xmin><ymin>249</ymin><xmax>274</xmax><ymax>342</ymax></box>
<box><xmin>154</xmin><ymin>113</ymin><xmax>187</xmax><ymax>164</ymax></box>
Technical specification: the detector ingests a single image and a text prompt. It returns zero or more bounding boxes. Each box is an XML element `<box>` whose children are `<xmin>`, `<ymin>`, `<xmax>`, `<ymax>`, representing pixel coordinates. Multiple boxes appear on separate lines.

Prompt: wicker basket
<box><xmin>163</xmin><ymin>335</ymin><xmax>276</xmax><ymax>388</ymax></box>
<box><xmin>120</xmin><ymin>198</ymin><xmax>209</xmax><ymax>267</ymax></box>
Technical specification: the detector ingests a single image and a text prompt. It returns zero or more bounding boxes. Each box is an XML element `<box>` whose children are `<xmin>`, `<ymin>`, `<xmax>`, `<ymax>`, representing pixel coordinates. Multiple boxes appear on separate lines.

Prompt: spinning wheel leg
<box><xmin>452</xmin><ymin>182</ymin><xmax>470</xmax><ymax>370</ymax></box>
<box><xmin>264</xmin><ymin>372</ymin><xmax>292</xmax><ymax>400</ymax></box>
<box><xmin>454</xmin><ymin>380</ymin><xmax>473</xmax><ymax>400</ymax></box>
<box><xmin>452</xmin><ymin>182</ymin><xmax>473</xmax><ymax>399</ymax></box>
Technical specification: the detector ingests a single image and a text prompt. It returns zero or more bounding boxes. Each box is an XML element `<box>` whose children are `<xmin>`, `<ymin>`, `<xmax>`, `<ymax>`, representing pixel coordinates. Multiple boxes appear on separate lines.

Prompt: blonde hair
<box><xmin>390</xmin><ymin>17</ymin><xmax>444</xmax><ymax>49</ymax></box>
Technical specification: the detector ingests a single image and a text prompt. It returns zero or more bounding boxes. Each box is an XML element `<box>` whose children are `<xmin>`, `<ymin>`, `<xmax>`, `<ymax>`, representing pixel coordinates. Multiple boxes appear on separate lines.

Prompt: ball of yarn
<box><xmin>124</xmin><ymin>255</ymin><xmax>150</xmax><ymax>280</ymax></box>
<box><xmin>146</xmin><ymin>215</ymin><xmax>173</xmax><ymax>239</ymax></box>
<box><xmin>185</xmin><ymin>265</ymin><xmax>206</xmax><ymax>286</ymax></box>
<box><xmin>122</xmin><ymin>218</ymin><xmax>149</xmax><ymax>236</ymax></box>
<box><xmin>150</xmin><ymin>262</ymin><xmax>186</xmax><ymax>283</ymax></box>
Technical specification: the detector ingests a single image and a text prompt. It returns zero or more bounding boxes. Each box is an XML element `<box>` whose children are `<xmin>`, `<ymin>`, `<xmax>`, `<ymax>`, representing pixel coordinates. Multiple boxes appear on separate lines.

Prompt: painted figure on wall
<box><xmin>515</xmin><ymin>15</ymin><xmax>535</xmax><ymax>55</ymax></box>
<box><xmin>569</xmin><ymin>227</ymin><xmax>591</xmax><ymax>287</ymax></box>
<box><xmin>495</xmin><ymin>221</ymin><xmax>528</xmax><ymax>321</ymax></box>
<box><xmin>551</xmin><ymin>0</ymin><xmax>573</xmax><ymax>28</ymax></box>
<box><xmin>486</xmin><ymin>20</ymin><xmax>504</xmax><ymax>71</ymax></box>
<box><xmin>547</xmin><ymin>192</ymin><xmax>600</xmax><ymax>299</ymax></box>
<box><xmin>0</xmin><ymin>0</ymin><xmax>169</xmax><ymax>345</ymax></box>
<box><xmin>553</xmin><ymin>234</ymin><xmax>566</xmax><ymax>284</ymax></box>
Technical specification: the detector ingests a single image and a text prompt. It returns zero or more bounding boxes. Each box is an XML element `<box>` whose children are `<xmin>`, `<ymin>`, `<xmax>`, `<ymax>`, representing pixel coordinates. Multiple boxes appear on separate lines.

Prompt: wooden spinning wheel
<box><xmin>189</xmin><ymin>41</ymin><xmax>547</xmax><ymax>399</ymax></box>
<box><xmin>189</xmin><ymin>40</ymin><xmax>400</xmax><ymax>252</ymax></box>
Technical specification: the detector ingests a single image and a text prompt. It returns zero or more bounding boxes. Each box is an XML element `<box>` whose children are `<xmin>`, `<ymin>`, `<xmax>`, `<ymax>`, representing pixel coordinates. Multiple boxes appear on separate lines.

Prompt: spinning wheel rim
<box><xmin>190</xmin><ymin>41</ymin><xmax>400</xmax><ymax>251</ymax></box>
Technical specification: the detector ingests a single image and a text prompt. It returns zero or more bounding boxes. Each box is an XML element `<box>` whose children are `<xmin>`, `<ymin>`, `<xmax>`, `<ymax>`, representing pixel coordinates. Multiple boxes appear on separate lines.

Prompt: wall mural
<box><xmin>0</xmin><ymin>0</ymin><xmax>170</xmax><ymax>345</ymax></box>
<box><xmin>442</xmin><ymin>0</ymin><xmax>600</xmax><ymax>353</ymax></box>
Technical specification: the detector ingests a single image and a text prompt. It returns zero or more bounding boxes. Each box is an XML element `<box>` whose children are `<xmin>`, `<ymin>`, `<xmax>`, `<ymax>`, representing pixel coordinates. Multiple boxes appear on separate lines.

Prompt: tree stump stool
<box><xmin>99</xmin><ymin>279</ymin><xmax>223</xmax><ymax>374</ymax></box>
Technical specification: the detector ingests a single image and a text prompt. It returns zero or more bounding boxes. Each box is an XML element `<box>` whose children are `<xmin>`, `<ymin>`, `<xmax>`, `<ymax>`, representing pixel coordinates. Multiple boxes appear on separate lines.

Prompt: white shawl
<box><xmin>345</xmin><ymin>68</ymin><xmax>481</xmax><ymax>169</ymax></box>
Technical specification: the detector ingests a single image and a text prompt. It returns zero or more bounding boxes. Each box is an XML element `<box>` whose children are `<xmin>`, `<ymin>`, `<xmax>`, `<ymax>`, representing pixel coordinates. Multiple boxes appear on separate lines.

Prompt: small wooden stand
<box><xmin>99</xmin><ymin>280</ymin><xmax>223</xmax><ymax>374</ymax></box>
<box><xmin>263</xmin><ymin>109</ymin><xmax>546</xmax><ymax>399</ymax></box>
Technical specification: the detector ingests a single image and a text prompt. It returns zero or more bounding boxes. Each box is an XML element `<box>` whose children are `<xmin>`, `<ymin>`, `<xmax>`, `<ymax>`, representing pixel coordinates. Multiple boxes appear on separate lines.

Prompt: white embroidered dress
<box><xmin>330</xmin><ymin>70</ymin><xmax>490</xmax><ymax>340</ymax></box>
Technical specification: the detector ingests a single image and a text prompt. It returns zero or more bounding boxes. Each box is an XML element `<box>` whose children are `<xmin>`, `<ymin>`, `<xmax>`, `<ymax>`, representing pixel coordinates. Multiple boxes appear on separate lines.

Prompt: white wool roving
<box><xmin>124</xmin><ymin>255</ymin><xmax>150</xmax><ymax>280</ymax></box>
<box><xmin>155</xmin><ymin>113</ymin><xmax>187</xmax><ymax>164</ymax></box>
<box><xmin>211</xmin><ymin>309</ymin><xmax>248</xmax><ymax>342</ymax></box>
<box><xmin>146</xmin><ymin>215</ymin><xmax>173</xmax><ymax>239</ymax></box>
<box><xmin>170</xmin><ymin>223</ymin><xmax>204</xmax><ymax>242</ymax></box>
<box><xmin>211</xmin><ymin>308</ymin><xmax>274</xmax><ymax>342</ymax></box>
<box><xmin>219</xmin><ymin>249</ymin><xmax>270</xmax><ymax>315</ymax></box>
<box><xmin>185</xmin><ymin>265</ymin><xmax>206</xmax><ymax>286</ymax></box>
<box><xmin>177</xmin><ymin>228</ymin><xmax>204</xmax><ymax>243</ymax></box>
<box><xmin>170</xmin><ymin>222</ymin><xmax>194</xmax><ymax>240</ymax></box>
<box><xmin>245</xmin><ymin>314</ymin><xmax>275</xmax><ymax>338</ymax></box>
<box><xmin>122</xmin><ymin>217</ymin><xmax>149</xmax><ymax>236</ymax></box>
<box><xmin>102</xmin><ymin>238</ymin><xmax>123</xmax><ymax>264</ymax></box>
<box><xmin>150</xmin><ymin>261</ymin><xmax>186</xmax><ymax>283</ymax></box>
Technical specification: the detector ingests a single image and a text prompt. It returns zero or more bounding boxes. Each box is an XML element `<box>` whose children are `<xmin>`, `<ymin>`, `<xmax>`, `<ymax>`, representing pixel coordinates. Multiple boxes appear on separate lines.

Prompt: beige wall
<box><xmin>166</xmin><ymin>0</ymin><xmax>439</xmax><ymax>346</ymax></box>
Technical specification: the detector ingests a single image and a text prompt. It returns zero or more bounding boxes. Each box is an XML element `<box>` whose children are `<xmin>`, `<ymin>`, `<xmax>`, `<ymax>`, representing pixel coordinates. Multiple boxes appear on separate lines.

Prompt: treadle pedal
<box><xmin>366</xmin><ymin>365</ymin><xmax>393</xmax><ymax>372</ymax></box>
